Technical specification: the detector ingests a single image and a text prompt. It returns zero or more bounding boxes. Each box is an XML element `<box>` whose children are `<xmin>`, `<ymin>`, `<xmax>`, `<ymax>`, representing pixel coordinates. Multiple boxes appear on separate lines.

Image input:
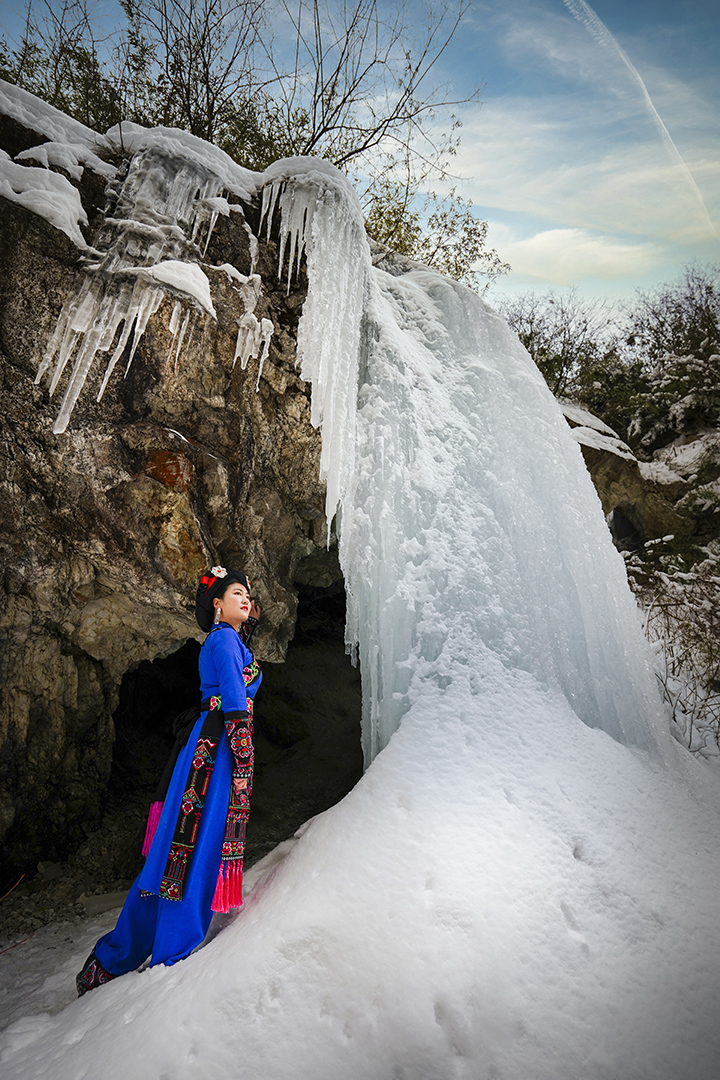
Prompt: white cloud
<box><xmin>443</xmin><ymin>0</ymin><xmax>720</xmax><ymax>288</ymax></box>
<box><xmin>487</xmin><ymin>225</ymin><xmax>660</xmax><ymax>285</ymax></box>
<box><xmin>453</xmin><ymin>97</ymin><xmax>719</xmax><ymax>245</ymax></box>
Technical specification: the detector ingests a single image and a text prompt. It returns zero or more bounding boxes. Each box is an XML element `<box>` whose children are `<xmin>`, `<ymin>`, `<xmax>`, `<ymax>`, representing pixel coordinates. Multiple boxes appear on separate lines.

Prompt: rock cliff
<box><xmin>0</xmin><ymin>89</ymin><xmax>342</xmax><ymax>889</ymax></box>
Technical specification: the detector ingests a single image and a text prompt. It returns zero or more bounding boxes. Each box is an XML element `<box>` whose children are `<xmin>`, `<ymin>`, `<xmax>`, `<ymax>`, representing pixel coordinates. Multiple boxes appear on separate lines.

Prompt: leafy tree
<box><xmin>1</xmin><ymin>0</ymin><xmax>123</xmax><ymax>130</ymax></box>
<box><xmin>500</xmin><ymin>266</ymin><xmax>720</xmax><ymax>448</ymax></box>
<box><xmin>625</xmin><ymin>263</ymin><xmax>720</xmax><ymax>365</ymax></box>
<box><xmin>365</xmin><ymin>180</ymin><xmax>509</xmax><ymax>290</ymax></box>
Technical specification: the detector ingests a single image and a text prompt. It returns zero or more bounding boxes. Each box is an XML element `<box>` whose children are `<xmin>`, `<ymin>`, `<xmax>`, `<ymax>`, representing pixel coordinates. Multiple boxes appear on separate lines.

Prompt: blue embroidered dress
<box><xmin>94</xmin><ymin>623</ymin><xmax>261</xmax><ymax>973</ymax></box>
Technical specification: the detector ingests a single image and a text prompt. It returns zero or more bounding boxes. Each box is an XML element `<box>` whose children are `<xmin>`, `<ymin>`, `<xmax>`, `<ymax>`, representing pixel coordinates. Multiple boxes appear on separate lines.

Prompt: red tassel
<box><xmin>211</xmin><ymin>865</ymin><xmax>227</xmax><ymax>912</ymax></box>
<box><xmin>141</xmin><ymin>801</ymin><xmax>164</xmax><ymax>857</ymax></box>
<box><xmin>227</xmin><ymin>864</ymin><xmax>245</xmax><ymax>907</ymax></box>
<box><xmin>210</xmin><ymin>861</ymin><xmax>244</xmax><ymax>913</ymax></box>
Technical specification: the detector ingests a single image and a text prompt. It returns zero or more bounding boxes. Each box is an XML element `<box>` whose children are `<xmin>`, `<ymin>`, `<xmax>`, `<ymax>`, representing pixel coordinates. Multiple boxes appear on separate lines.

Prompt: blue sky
<box><xmin>435</xmin><ymin>0</ymin><xmax>720</xmax><ymax>298</ymax></box>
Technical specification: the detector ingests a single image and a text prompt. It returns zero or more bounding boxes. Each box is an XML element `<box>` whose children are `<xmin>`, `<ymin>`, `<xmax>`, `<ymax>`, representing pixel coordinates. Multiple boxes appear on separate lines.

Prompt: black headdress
<box><xmin>195</xmin><ymin>566</ymin><xmax>251</xmax><ymax>632</ymax></box>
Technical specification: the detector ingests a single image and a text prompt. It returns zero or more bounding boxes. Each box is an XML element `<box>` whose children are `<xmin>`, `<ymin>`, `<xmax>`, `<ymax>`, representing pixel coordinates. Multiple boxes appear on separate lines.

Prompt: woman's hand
<box><xmin>248</xmin><ymin>600</ymin><xmax>261</xmax><ymax>621</ymax></box>
<box><xmin>233</xmin><ymin>777</ymin><xmax>248</xmax><ymax>793</ymax></box>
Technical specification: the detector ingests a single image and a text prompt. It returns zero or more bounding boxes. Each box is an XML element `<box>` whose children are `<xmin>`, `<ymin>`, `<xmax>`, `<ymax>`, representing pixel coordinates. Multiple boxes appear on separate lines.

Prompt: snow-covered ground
<box><xmin>1</xmin><ymin>86</ymin><xmax>720</xmax><ymax>1079</ymax></box>
<box><xmin>1</xmin><ymin>685</ymin><xmax>718</xmax><ymax>1080</ymax></box>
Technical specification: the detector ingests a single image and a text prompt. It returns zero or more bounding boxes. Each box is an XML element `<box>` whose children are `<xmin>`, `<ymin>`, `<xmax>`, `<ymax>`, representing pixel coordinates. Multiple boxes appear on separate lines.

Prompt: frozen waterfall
<box><xmin>34</xmin><ymin>133</ymin><xmax>670</xmax><ymax>759</ymax></box>
<box><xmin>261</xmin><ymin>161</ymin><xmax>669</xmax><ymax>764</ymax></box>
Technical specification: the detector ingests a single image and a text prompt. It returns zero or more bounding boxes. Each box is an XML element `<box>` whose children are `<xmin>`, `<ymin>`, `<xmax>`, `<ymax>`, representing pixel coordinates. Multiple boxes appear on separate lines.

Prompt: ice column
<box><xmin>260</xmin><ymin>172</ymin><xmax>370</xmax><ymax>538</ymax></box>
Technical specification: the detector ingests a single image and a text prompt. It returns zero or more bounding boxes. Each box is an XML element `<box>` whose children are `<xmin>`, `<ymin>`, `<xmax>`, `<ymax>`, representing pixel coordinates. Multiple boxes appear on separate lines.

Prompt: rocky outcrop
<box><xmin>560</xmin><ymin>402</ymin><xmax>694</xmax><ymax>548</ymax></box>
<box><xmin>0</xmin><ymin>102</ymin><xmax>335</xmax><ymax>887</ymax></box>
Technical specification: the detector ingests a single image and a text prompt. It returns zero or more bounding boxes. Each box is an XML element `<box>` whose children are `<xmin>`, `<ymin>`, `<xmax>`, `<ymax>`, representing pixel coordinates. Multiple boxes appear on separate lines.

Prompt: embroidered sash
<box><xmin>158</xmin><ymin>697</ymin><xmax>225</xmax><ymax>901</ymax></box>
<box><xmin>159</xmin><ymin>656</ymin><xmax>261</xmax><ymax>904</ymax></box>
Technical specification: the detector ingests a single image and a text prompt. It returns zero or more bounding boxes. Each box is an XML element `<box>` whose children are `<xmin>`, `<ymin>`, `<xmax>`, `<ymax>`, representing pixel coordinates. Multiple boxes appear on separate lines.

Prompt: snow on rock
<box><xmin>141</xmin><ymin>260</ymin><xmax>216</xmax><ymax>318</ymax></box>
<box><xmin>0</xmin><ymin>81</ymin><xmax>113</xmax><ymax>248</ymax></box>
<box><xmin>0</xmin><ymin>79</ymin><xmax>114</xmax><ymax>177</ymax></box>
<box><xmin>570</xmin><ymin>424</ymin><xmax>637</xmax><ymax>461</ymax></box>
<box><xmin>652</xmin><ymin>431</ymin><xmax>720</xmax><ymax>480</ymax></box>
<box><xmin>560</xmin><ymin>402</ymin><xmax>637</xmax><ymax>461</ymax></box>
<box><xmin>0</xmin><ymin>148</ymin><xmax>89</xmax><ymax>248</ymax></box>
<box><xmin>15</xmin><ymin>140</ymin><xmax>117</xmax><ymax>181</ymax></box>
<box><xmin>638</xmin><ymin>459</ymin><xmax>687</xmax><ymax>485</ymax></box>
<box><xmin>560</xmin><ymin>400</ymin><xmax>620</xmax><ymax>437</ymax></box>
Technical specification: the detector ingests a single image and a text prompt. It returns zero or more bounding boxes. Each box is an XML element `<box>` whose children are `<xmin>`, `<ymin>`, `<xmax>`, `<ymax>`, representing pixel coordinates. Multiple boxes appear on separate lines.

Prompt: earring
<box><xmin>213</xmin><ymin>607</ymin><xmax>221</xmax><ymax>624</ymax></box>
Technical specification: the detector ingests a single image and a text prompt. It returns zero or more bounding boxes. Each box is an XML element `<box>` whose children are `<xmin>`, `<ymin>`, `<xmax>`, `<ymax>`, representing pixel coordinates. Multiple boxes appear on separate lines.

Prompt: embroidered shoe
<box><xmin>76</xmin><ymin>951</ymin><xmax>116</xmax><ymax>996</ymax></box>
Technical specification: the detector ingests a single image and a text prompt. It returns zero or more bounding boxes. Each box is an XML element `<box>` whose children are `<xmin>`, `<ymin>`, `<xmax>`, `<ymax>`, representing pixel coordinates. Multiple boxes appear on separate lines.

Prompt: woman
<box><xmin>76</xmin><ymin>566</ymin><xmax>262</xmax><ymax>995</ymax></box>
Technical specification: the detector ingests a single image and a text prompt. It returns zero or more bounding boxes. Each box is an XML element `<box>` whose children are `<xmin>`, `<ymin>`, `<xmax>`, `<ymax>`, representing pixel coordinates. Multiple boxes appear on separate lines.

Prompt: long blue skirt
<box><xmin>95</xmin><ymin>712</ymin><xmax>232</xmax><ymax>972</ymax></box>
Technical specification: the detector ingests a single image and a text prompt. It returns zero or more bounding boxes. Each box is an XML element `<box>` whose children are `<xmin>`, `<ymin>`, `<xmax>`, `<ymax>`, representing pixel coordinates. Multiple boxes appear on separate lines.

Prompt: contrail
<box><xmin>563</xmin><ymin>0</ymin><xmax>718</xmax><ymax>238</ymax></box>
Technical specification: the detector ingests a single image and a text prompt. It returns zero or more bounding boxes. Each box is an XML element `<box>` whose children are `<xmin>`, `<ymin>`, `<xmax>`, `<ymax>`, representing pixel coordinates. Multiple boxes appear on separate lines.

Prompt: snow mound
<box><xmin>0</xmin><ymin>79</ymin><xmax>113</xmax><ymax>174</ymax></box>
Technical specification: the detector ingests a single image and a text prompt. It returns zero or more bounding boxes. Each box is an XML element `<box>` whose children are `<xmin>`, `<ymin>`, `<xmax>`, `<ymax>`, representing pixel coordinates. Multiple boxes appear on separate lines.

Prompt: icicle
<box><xmin>167</xmin><ymin>300</ymin><xmax>182</xmax><ymax>342</ymax></box>
<box><xmin>201</xmin><ymin>211</ymin><xmax>219</xmax><ymax>258</ymax></box>
<box><xmin>260</xmin><ymin>176</ymin><xmax>321</xmax><ymax>291</ymax></box>
<box><xmin>173</xmin><ymin>310</ymin><xmax>192</xmax><ymax>373</ymax></box>
<box><xmin>256</xmin><ymin>319</ymin><xmax>274</xmax><ymax>389</ymax></box>
<box><xmin>46</xmin><ymin>288</ymin><xmax>97</xmax><ymax>396</ymax></box>
<box><xmin>233</xmin><ymin>312</ymin><xmax>274</xmax><ymax>375</ymax></box>
<box><xmin>37</xmin><ymin>145</ymin><xmax>232</xmax><ymax>430</ymax></box>
<box><xmin>259</xmin><ymin>181</ymin><xmax>281</xmax><ymax>242</ymax></box>
<box><xmin>242</xmin><ymin>219</ymin><xmax>259</xmax><ymax>275</ymax></box>
<box><xmin>96</xmin><ymin>286</ymin><xmax>138</xmax><ymax>401</ymax></box>
<box><xmin>268</xmin><ymin>171</ymin><xmax>368</xmax><ymax>535</ymax></box>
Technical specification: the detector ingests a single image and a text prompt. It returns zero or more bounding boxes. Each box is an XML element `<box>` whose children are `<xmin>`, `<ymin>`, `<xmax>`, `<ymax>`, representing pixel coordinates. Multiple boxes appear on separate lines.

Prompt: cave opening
<box><xmin>107</xmin><ymin>577</ymin><xmax>363</xmax><ymax>885</ymax></box>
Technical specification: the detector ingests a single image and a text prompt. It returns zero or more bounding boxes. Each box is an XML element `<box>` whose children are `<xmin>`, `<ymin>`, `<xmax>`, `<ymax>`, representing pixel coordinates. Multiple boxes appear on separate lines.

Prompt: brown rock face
<box><xmin>0</xmin><ymin>119</ymin><xmax>333</xmax><ymax>887</ymax></box>
<box><xmin>560</xmin><ymin>406</ymin><xmax>693</xmax><ymax>548</ymax></box>
<box><xmin>577</xmin><ymin>442</ymin><xmax>689</xmax><ymax>547</ymax></box>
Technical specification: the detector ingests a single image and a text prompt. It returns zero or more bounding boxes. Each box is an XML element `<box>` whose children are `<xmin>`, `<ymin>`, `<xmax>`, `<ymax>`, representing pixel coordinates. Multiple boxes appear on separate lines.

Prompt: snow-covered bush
<box><xmin>624</xmin><ymin>541</ymin><xmax>720</xmax><ymax>759</ymax></box>
<box><xmin>623</xmin><ymin>264</ymin><xmax>720</xmax><ymax>453</ymax></box>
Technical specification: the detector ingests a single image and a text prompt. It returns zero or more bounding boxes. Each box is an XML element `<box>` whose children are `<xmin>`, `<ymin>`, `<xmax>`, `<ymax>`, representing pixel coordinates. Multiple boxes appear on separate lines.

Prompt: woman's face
<box><xmin>214</xmin><ymin>581</ymin><xmax>251</xmax><ymax>630</ymax></box>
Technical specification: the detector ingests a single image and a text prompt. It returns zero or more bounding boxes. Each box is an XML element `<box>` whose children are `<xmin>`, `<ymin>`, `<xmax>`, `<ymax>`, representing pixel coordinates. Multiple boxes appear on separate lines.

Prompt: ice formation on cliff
<box><xmin>259</xmin><ymin>159</ymin><xmax>669</xmax><ymax>762</ymax></box>
<box><xmin>32</xmin><ymin>130</ymin><xmax>273</xmax><ymax>433</ymax></box>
